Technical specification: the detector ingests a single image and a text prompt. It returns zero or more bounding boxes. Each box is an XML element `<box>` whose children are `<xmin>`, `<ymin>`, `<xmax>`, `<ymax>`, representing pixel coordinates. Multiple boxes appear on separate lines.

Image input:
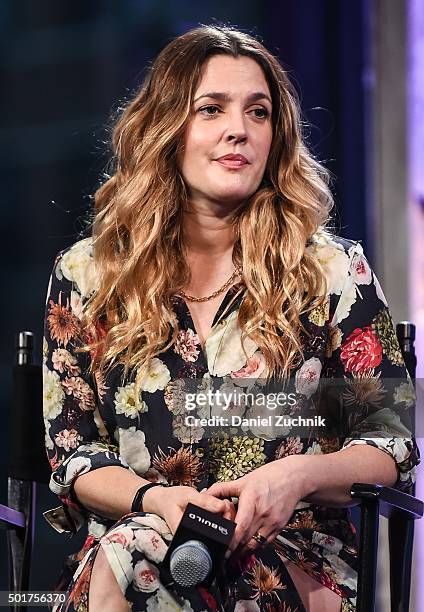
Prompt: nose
<box><xmin>225</xmin><ymin>110</ymin><xmax>248</xmax><ymax>144</ymax></box>
<box><xmin>227</xmin><ymin>131</ymin><xmax>247</xmax><ymax>145</ymax></box>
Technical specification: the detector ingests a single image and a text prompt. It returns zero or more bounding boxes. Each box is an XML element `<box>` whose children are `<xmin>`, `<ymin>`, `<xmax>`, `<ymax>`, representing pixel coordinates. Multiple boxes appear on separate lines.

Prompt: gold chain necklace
<box><xmin>177</xmin><ymin>265</ymin><xmax>243</xmax><ymax>302</ymax></box>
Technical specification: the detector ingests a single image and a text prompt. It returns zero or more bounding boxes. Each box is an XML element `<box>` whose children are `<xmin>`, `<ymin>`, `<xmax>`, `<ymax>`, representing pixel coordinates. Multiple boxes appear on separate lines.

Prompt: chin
<box><xmin>213</xmin><ymin>186</ymin><xmax>257</xmax><ymax>203</ymax></box>
<box><xmin>212</xmin><ymin>194</ymin><xmax>251</xmax><ymax>207</ymax></box>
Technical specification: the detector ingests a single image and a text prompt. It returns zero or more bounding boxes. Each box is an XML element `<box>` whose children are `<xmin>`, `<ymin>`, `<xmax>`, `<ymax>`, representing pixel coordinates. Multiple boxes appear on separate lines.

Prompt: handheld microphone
<box><xmin>162</xmin><ymin>502</ymin><xmax>236</xmax><ymax>588</ymax></box>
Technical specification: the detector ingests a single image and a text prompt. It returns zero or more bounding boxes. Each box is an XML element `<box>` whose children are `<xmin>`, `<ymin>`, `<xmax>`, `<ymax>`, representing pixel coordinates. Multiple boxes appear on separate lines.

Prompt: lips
<box><xmin>215</xmin><ymin>154</ymin><xmax>249</xmax><ymax>167</ymax></box>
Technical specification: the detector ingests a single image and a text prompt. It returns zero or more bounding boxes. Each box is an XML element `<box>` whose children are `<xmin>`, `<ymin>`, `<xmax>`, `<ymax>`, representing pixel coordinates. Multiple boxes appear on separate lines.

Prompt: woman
<box><xmin>43</xmin><ymin>24</ymin><xmax>419</xmax><ymax>611</ymax></box>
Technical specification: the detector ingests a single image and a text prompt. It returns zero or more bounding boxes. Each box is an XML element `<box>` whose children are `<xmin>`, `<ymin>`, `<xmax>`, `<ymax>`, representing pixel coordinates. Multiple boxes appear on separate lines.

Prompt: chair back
<box><xmin>7</xmin><ymin>331</ymin><xmax>49</xmax><ymax>599</ymax></box>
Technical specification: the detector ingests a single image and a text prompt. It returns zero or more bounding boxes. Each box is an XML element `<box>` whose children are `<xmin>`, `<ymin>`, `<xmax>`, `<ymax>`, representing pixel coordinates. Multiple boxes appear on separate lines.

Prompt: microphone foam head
<box><xmin>169</xmin><ymin>540</ymin><xmax>212</xmax><ymax>587</ymax></box>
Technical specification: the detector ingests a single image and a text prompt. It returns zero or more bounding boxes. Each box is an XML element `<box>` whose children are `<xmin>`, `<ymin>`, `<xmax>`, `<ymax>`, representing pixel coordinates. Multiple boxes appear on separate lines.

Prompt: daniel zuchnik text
<box><xmin>185</xmin><ymin>414</ymin><xmax>326</xmax><ymax>428</ymax></box>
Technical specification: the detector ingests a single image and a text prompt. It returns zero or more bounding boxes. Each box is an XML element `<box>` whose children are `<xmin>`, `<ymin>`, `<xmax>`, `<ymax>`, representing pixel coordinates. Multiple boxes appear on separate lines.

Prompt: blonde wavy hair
<box><xmin>83</xmin><ymin>24</ymin><xmax>333</xmax><ymax>395</ymax></box>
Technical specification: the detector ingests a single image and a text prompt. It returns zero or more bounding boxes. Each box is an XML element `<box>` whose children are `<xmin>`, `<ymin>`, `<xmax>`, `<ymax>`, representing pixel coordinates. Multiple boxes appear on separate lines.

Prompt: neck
<box><xmin>182</xmin><ymin>202</ymin><xmax>239</xmax><ymax>256</ymax></box>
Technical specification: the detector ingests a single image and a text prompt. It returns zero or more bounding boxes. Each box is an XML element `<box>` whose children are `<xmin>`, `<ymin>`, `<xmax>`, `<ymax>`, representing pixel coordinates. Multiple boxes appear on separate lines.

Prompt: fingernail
<box><xmin>225</xmin><ymin>550</ymin><xmax>231</xmax><ymax>559</ymax></box>
<box><xmin>200</xmin><ymin>487</ymin><xmax>207</xmax><ymax>493</ymax></box>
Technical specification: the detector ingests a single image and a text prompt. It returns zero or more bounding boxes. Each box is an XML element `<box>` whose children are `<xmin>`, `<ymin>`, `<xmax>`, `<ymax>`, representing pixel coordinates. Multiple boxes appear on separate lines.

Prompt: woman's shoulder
<box><xmin>307</xmin><ymin>228</ymin><xmax>362</xmax><ymax>255</ymax></box>
<box><xmin>53</xmin><ymin>236</ymin><xmax>98</xmax><ymax>299</ymax></box>
<box><xmin>306</xmin><ymin>229</ymin><xmax>367</xmax><ymax>296</ymax></box>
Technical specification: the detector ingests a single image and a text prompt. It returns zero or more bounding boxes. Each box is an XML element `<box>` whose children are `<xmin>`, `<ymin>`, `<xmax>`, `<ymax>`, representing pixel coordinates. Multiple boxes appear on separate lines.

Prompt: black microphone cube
<box><xmin>162</xmin><ymin>502</ymin><xmax>236</xmax><ymax>587</ymax></box>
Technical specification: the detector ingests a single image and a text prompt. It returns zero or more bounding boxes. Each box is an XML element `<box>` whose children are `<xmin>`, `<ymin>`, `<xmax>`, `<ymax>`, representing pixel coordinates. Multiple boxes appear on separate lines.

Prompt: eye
<box><xmin>198</xmin><ymin>105</ymin><xmax>221</xmax><ymax>116</ymax></box>
<box><xmin>250</xmin><ymin>107</ymin><xmax>270</xmax><ymax>119</ymax></box>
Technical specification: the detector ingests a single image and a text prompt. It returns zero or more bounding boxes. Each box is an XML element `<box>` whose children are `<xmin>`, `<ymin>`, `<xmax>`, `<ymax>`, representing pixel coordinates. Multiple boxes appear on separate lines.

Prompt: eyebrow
<box><xmin>194</xmin><ymin>91</ymin><xmax>272</xmax><ymax>105</ymax></box>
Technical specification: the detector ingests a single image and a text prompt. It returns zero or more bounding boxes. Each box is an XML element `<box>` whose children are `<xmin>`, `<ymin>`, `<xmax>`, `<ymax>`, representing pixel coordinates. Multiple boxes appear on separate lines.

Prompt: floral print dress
<box><xmin>42</xmin><ymin>232</ymin><xmax>420</xmax><ymax>612</ymax></box>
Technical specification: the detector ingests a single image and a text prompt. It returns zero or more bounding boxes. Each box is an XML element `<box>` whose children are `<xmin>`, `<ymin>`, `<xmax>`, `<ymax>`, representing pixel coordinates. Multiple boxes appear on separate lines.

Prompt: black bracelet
<box><xmin>131</xmin><ymin>482</ymin><xmax>167</xmax><ymax>513</ymax></box>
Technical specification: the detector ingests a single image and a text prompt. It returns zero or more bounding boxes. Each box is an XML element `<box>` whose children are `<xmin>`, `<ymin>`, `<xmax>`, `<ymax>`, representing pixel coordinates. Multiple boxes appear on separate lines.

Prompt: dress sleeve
<box><xmin>324</xmin><ymin>241</ymin><xmax>420</xmax><ymax>491</ymax></box>
<box><xmin>43</xmin><ymin>244</ymin><xmax>131</xmax><ymax>528</ymax></box>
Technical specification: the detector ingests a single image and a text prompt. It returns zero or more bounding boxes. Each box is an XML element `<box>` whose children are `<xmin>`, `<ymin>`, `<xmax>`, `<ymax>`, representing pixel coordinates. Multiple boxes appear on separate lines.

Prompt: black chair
<box><xmin>1</xmin><ymin>326</ymin><xmax>422</xmax><ymax>612</ymax></box>
<box><xmin>351</xmin><ymin>321</ymin><xmax>423</xmax><ymax>612</ymax></box>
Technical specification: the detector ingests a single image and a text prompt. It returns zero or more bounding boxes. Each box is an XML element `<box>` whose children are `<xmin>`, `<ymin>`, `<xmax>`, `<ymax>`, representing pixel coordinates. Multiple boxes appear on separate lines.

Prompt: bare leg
<box><xmin>88</xmin><ymin>546</ymin><xmax>131</xmax><ymax>612</ymax></box>
<box><xmin>283</xmin><ymin>557</ymin><xmax>342</xmax><ymax>612</ymax></box>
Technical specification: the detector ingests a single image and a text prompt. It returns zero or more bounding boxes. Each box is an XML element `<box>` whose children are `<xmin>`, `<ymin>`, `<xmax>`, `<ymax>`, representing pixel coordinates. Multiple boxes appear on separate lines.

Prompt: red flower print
<box><xmin>59</xmin><ymin>493</ymin><xmax>82</xmax><ymax>512</ymax></box>
<box><xmin>340</xmin><ymin>326</ymin><xmax>382</xmax><ymax>373</ymax></box>
<box><xmin>197</xmin><ymin>586</ymin><xmax>218</xmax><ymax>611</ymax></box>
<box><xmin>82</xmin><ymin>535</ymin><xmax>97</xmax><ymax>551</ymax></box>
<box><xmin>316</xmin><ymin>570</ymin><xmax>345</xmax><ymax>596</ymax></box>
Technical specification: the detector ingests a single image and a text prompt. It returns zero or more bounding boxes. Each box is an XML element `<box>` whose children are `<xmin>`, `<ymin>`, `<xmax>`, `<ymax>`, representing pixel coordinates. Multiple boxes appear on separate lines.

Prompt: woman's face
<box><xmin>179</xmin><ymin>54</ymin><xmax>273</xmax><ymax>211</ymax></box>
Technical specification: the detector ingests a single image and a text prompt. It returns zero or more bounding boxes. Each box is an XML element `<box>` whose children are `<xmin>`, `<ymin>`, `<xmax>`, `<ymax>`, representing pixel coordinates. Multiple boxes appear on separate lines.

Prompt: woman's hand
<box><xmin>146</xmin><ymin>485</ymin><xmax>237</xmax><ymax>536</ymax></box>
<box><xmin>205</xmin><ymin>456</ymin><xmax>308</xmax><ymax>559</ymax></box>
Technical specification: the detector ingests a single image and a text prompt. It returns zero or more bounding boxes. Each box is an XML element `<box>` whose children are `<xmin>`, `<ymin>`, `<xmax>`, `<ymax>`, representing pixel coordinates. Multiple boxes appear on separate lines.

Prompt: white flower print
<box><xmin>114</xmin><ymin>382</ymin><xmax>148</xmax><ymax>418</ymax></box>
<box><xmin>132</xmin><ymin>559</ymin><xmax>161</xmax><ymax>592</ymax></box>
<box><xmin>208</xmin><ymin>310</ymin><xmax>258</xmax><ymax>377</ymax></box>
<box><xmin>305</xmin><ymin>441</ymin><xmax>323</xmax><ymax>455</ymax></box>
<box><xmin>140</xmin><ymin>358</ymin><xmax>171</xmax><ymax>393</ymax></box>
<box><xmin>117</xmin><ymin>427</ymin><xmax>151</xmax><ymax>474</ymax></box>
<box><xmin>64</xmin><ymin>456</ymin><xmax>92</xmax><ymax>486</ymax></box>
<box><xmin>234</xmin><ymin>600</ymin><xmax>261</xmax><ymax>612</ymax></box>
<box><xmin>87</xmin><ymin>517</ymin><xmax>108</xmax><ymax>538</ymax></box>
<box><xmin>350</xmin><ymin>250</ymin><xmax>372</xmax><ymax>285</ymax></box>
<box><xmin>59</xmin><ymin>238</ymin><xmax>98</xmax><ymax>298</ymax></box>
<box><xmin>173</xmin><ymin>329</ymin><xmax>200</xmax><ymax>363</ymax></box>
<box><xmin>52</xmin><ymin>348</ymin><xmax>80</xmax><ymax>376</ymax></box>
<box><xmin>393</xmin><ymin>382</ymin><xmax>415</xmax><ymax>408</ymax></box>
<box><xmin>133</xmin><ymin>528</ymin><xmax>168</xmax><ymax>563</ymax></box>
<box><xmin>295</xmin><ymin>357</ymin><xmax>322</xmax><ymax>398</ymax></box>
<box><xmin>54</xmin><ymin>429</ymin><xmax>82</xmax><ymax>452</ymax></box>
<box><xmin>312</xmin><ymin>532</ymin><xmax>343</xmax><ymax>554</ymax></box>
<box><xmin>308</xmin><ymin>238</ymin><xmax>351</xmax><ymax>295</ymax></box>
<box><xmin>146</xmin><ymin>587</ymin><xmax>194</xmax><ymax>611</ymax></box>
<box><xmin>43</xmin><ymin>365</ymin><xmax>65</xmax><ymax>420</ymax></box>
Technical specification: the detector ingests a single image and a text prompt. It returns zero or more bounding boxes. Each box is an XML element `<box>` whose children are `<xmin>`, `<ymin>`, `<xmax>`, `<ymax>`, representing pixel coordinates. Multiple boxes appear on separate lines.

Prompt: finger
<box><xmin>228</xmin><ymin>508</ymin><xmax>255</xmax><ymax>555</ymax></box>
<box><xmin>230</xmin><ymin>495</ymin><xmax>259</xmax><ymax>552</ymax></box>
<box><xmin>207</xmin><ymin>481</ymin><xmax>240</xmax><ymax>499</ymax></box>
<box><xmin>195</xmin><ymin>492</ymin><xmax>228</xmax><ymax>515</ymax></box>
<box><xmin>235</xmin><ymin>527</ymin><xmax>271</xmax><ymax>558</ymax></box>
<box><xmin>221</xmin><ymin>499</ymin><xmax>236</xmax><ymax>522</ymax></box>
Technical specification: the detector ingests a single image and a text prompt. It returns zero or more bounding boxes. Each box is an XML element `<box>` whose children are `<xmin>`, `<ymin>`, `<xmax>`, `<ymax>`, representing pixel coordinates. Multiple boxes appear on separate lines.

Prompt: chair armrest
<box><xmin>0</xmin><ymin>503</ymin><xmax>25</xmax><ymax>529</ymax></box>
<box><xmin>350</xmin><ymin>483</ymin><xmax>423</xmax><ymax>520</ymax></box>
